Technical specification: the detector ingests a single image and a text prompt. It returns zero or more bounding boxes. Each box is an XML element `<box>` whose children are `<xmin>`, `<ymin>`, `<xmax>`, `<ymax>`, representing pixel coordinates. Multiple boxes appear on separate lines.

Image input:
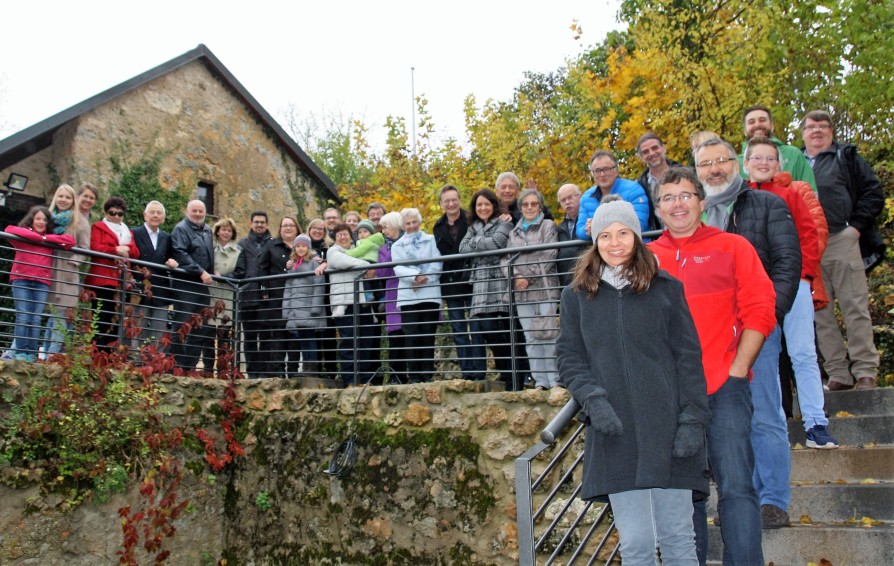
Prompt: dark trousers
<box><xmin>239</xmin><ymin>306</ymin><xmax>269</xmax><ymax>378</ymax></box>
<box><xmin>399</xmin><ymin>302</ymin><xmax>441</xmax><ymax>382</ymax></box>
<box><xmin>170</xmin><ymin>282</ymin><xmax>211</xmax><ymax>370</ymax></box>
<box><xmin>473</xmin><ymin>312</ymin><xmax>512</xmax><ymax>387</ymax></box>
<box><xmin>92</xmin><ymin>286</ymin><xmax>124</xmax><ymax>351</ymax></box>
<box><xmin>333</xmin><ymin>305</ymin><xmax>377</xmax><ymax>386</ymax></box>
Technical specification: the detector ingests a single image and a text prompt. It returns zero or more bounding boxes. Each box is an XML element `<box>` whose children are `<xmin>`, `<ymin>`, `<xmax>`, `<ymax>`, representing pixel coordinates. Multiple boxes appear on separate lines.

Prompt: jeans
<box><xmin>170</xmin><ymin>282</ymin><xmax>212</xmax><ymax>370</ymax></box>
<box><xmin>609</xmin><ymin>488</ymin><xmax>697</xmax><ymax>565</ymax></box>
<box><xmin>444</xmin><ymin>295</ymin><xmax>486</xmax><ymax>379</ymax></box>
<box><xmin>289</xmin><ymin>329</ymin><xmax>319</xmax><ymax>364</ymax></box>
<box><xmin>42</xmin><ymin>306</ymin><xmax>70</xmax><ymax>355</ymax></box>
<box><xmin>516</xmin><ymin>302</ymin><xmax>559</xmax><ymax>388</ymax></box>
<box><xmin>784</xmin><ymin>281</ymin><xmax>828</xmax><ymax>430</ymax></box>
<box><xmin>694</xmin><ymin>376</ymin><xmax>763</xmax><ymax>566</ymax></box>
<box><xmin>12</xmin><ymin>279</ymin><xmax>50</xmax><ymax>356</ymax></box>
<box><xmin>750</xmin><ymin>325</ymin><xmax>791</xmax><ymax>510</ymax></box>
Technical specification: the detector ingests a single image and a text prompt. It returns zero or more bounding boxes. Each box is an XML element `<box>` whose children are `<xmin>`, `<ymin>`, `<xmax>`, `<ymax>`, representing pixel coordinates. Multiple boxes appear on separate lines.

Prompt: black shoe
<box><xmin>761</xmin><ymin>504</ymin><xmax>789</xmax><ymax>529</ymax></box>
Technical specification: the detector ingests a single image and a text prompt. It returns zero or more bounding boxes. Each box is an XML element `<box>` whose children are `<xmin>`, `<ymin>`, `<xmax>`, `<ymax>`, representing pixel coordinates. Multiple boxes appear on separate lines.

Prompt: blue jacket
<box><xmin>575</xmin><ymin>178</ymin><xmax>650</xmax><ymax>240</ymax></box>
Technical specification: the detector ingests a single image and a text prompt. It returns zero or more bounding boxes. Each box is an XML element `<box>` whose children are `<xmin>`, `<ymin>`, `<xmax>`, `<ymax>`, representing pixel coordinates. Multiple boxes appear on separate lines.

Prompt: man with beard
<box><xmin>696</xmin><ymin>137</ymin><xmax>801</xmax><ymax>530</ymax></box>
<box><xmin>234</xmin><ymin>212</ymin><xmax>273</xmax><ymax>378</ymax></box>
<box><xmin>738</xmin><ymin>105</ymin><xmax>816</xmax><ymax>190</ymax></box>
<box><xmin>635</xmin><ymin>133</ymin><xmax>680</xmax><ymax>230</ymax></box>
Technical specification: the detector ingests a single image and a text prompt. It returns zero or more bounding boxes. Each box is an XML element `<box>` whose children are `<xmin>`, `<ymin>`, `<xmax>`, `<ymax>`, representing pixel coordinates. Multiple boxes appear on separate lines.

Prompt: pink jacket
<box><xmin>6</xmin><ymin>225</ymin><xmax>75</xmax><ymax>285</ymax></box>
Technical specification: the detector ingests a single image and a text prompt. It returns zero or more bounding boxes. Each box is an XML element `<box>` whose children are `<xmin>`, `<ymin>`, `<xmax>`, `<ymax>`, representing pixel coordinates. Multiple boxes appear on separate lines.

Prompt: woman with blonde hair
<box><xmin>201</xmin><ymin>217</ymin><xmax>241</xmax><ymax>374</ymax></box>
<box><xmin>43</xmin><ymin>184</ymin><xmax>91</xmax><ymax>355</ymax></box>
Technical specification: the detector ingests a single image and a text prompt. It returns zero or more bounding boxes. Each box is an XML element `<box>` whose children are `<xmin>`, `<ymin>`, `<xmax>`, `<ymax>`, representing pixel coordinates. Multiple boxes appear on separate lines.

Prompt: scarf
<box><xmin>703</xmin><ymin>178</ymin><xmax>747</xmax><ymax>230</ymax></box>
<box><xmin>52</xmin><ymin>210</ymin><xmax>72</xmax><ymax>234</ymax></box>
<box><xmin>521</xmin><ymin>213</ymin><xmax>543</xmax><ymax>231</ymax></box>
<box><xmin>600</xmin><ymin>264</ymin><xmax>630</xmax><ymax>290</ymax></box>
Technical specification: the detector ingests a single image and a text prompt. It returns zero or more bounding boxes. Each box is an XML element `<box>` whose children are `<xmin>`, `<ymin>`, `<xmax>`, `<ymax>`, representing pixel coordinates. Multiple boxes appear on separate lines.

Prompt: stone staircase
<box><xmin>707</xmin><ymin>387</ymin><xmax>894</xmax><ymax>565</ymax></box>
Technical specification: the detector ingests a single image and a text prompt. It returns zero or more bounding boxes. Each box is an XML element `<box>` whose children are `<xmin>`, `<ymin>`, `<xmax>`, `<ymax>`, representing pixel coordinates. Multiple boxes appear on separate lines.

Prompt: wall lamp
<box><xmin>1</xmin><ymin>172</ymin><xmax>28</xmax><ymax>206</ymax></box>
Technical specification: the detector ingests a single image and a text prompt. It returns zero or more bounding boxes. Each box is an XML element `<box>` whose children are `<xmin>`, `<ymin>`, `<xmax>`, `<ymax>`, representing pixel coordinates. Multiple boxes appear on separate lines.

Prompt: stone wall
<box><xmin>0</xmin><ymin>362</ymin><xmax>571</xmax><ymax>565</ymax></box>
<box><xmin>2</xmin><ymin>59</ymin><xmax>334</xmax><ymax>228</ymax></box>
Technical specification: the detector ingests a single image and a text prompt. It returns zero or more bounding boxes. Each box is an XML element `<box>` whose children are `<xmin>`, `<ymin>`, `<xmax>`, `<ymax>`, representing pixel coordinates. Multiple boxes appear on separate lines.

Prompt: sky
<box><xmin>0</xmin><ymin>1</ymin><xmax>623</xmax><ymax>151</ymax></box>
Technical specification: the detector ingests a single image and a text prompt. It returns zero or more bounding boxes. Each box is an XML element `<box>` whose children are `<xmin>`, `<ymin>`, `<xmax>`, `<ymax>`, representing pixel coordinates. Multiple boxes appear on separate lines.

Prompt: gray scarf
<box><xmin>703</xmin><ymin>178</ymin><xmax>747</xmax><ymax>230</ymax></box>
<box><xmin>600</xmin><ymin>264</ymin><xmax>630</xmax><ymax>290</ymax></box>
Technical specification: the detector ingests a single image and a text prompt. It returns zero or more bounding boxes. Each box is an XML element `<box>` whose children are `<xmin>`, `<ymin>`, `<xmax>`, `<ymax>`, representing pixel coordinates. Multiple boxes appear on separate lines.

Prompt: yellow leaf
<box><xmin>835</xmin><ymin>411</ymin><xmax>853</xmax><ymax>418</ymax></box>
<box><xmin>792</xmin><ymin>442</ymin><xmax>805</xmax><ymax>450</ymax></box>
<box><xmin>800</xmin><ymin>514</ymin><xmax>813</xmax><ymax>524</ymax></box>
<box><xmin>861</xmin><ymin>478</ymin><xmax>878</xmax><ymax>484</ymax></box>
<box><xmin>861</xmin><ymin>516</ymin><xmax>879</xmax><ymax>527</ymax></box>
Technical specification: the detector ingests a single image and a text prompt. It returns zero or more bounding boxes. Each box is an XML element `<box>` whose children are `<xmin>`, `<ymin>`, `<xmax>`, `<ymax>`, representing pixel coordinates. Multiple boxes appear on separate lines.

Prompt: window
<box><xmin>197</xmin><ymin>181</ymin><xmax>215</xmax><ymax>216</ymax></box>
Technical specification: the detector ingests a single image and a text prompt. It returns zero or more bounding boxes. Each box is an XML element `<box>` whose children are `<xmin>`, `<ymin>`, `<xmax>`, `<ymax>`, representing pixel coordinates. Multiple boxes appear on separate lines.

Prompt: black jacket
<box><xmin>132</xmin><ymin>225</ymin><xmax>174</xmax><ymax>304</ymax></box>
<box><xmin>170</xmin><ymin>218</ymin><xmax>214</xmax><ymax>296</ymax></box>
<box><xmin>726</xmin><ymin>180</ymin><xmax>802</xmax><ymax>322</ymax></box>
<box><xmin>433</xmin><ymin>211</ymin><xmax>473</xmax><ymax>300</ymax></box>
<box><xmin>636</xmin><ymin>159</ymin><xmax>681</xmax><ymax>230</ymax></box>
<box><xmin>235</xmin><ymin>230</ymin><xmax>273</xmax><ymax>307</ymax></box>
<box><xmin>806</xmin><ymin>142</ymin><xmax>884</xmax><ymax>234</ymax></box>
<box><xmin>258</xmin><ymin>237</ymin><xmax>293</xmax><ymax>311</ymax></box>
<box><xmin>556</xmin><ymin>215</ymin><xmax>586</xmax><ymax>286</ymax></box>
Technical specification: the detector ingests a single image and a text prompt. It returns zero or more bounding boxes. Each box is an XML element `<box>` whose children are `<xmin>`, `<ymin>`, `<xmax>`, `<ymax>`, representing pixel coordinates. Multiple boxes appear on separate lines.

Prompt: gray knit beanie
<box><xmin>590</xmin><ymin>195</ymin><xmax>642</xmax><ymax>243</ymax></box>
<box><xmin>294</xmin><ymin>234</ymin><xmax>312</xmax><ymax>248</ymax></box>
<box><xmin>357</xmin><ymin>219</ymin><xmax>376</xmax><ymax>234</ymax></box>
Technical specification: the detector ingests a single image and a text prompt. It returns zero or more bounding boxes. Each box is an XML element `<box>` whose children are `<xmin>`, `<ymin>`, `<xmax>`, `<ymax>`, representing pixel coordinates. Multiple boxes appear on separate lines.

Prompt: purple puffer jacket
<box><xmin>375</xmin><ymin>241</ymin><xmax>402</xmax><ymax>333</ymax></box>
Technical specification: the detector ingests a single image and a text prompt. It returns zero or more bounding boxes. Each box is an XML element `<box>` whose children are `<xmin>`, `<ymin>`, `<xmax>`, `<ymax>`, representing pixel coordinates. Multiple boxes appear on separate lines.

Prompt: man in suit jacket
<box><xmin>132</xmin><ymin>200</ymin><xmax>178</xmax><ymax>348</ymax></box>
<box><xmin>170</xmin><ymin>200</ymin><xmax>215</xmax><ymax>370</ymax></box>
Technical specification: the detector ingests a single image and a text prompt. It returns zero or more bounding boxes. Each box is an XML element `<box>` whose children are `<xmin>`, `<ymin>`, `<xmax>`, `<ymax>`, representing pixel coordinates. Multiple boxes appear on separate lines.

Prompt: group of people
<box><xmin>559</xmin><ymin>107</ymin><xmax>884</xmax><ymax>565</ymax></box>
<box><xmin>3</xmin><ymin>105</ymin><xmax>885</xmax><ymax>563</ymax></box>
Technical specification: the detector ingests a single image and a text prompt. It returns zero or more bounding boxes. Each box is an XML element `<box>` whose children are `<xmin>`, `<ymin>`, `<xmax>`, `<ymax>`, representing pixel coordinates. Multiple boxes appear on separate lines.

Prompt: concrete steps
<box><xmin>707</xmin><ymin>387</ymin><xmax>894</xmax><ymax>565</ymax></box>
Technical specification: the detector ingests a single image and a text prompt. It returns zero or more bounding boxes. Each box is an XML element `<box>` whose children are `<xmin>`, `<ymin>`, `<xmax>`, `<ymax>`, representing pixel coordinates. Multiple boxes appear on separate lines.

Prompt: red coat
<box><xmin>6</xmin><ymin>225</ymin><xmax>75</xmax><ymax>284</ymax></box>
<box><xmin>84</xmin><ymin>221</ymin><xmax>140</xmax><ymax>288</ymax></box>
<box><xmin>649</xmin><ymin>225</ymin><xmax>776</xmax><ymax>394</ymax></box>
<box><xmin>750</xmin><ymin>172</ymin><xmax>829</xmax><ymax>309</ymax></box>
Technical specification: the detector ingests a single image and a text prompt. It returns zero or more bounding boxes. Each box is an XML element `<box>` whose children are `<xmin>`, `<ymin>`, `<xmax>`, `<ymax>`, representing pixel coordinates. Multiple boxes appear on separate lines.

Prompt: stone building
<box><xmin>0</xmin><ymin>44</ymin><xmax>338</xmax><ymax>226</ymax></box>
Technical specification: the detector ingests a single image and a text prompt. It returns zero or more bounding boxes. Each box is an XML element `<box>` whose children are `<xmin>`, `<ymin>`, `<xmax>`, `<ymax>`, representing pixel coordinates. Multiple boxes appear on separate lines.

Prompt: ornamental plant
<box><xmin>0</xmin><ymin>289</ymin><xmax>245</xmax><ymax>564</ymax></box>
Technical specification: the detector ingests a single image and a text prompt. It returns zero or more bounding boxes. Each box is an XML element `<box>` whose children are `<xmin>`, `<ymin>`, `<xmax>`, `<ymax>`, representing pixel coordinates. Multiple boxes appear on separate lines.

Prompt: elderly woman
<box><xmin>375</xmin><ymin>212</ymin><xmax>407</xmax><ymax>383</ymax></box>
<box><xmin>43</xmin><ymin>184</ymin><xmax>91</xmax><ymax>356</ymax></box>
<box><xmin>326</xmin><ymin>222</ymin><xmax>378</xmax><ymax>386</ymax></box>
<box><xmin>557</xmin><ymin>196</ymin><xmax>709</xmax><ymax>562</ymax></box>
<box><xmin>85</xmin><ymin>196</ymin><xmax>140</xmax><ymax>351</ymax></box>
<box><xmin>391</xmin><ymin>208</ymin><xmax>443</xmax><ymax>383</ymax></box>
<box><xmin>503</xmin><ymin>189</ymin><xmax>561</xmax><ymax>389</ymax></box>
<box><xmin>459</xmin><ymin>188</ymin><xmax>514</xmax><ymax>387</ymax></box>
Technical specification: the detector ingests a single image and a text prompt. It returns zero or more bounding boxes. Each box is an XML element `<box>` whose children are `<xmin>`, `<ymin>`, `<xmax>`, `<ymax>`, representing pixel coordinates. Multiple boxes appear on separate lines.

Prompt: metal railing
<box><xmin>516</xmin><ymin>399</ymin><xmax>620</xmax><ymax>565</ymax></box>
<box><xmin>0</xmin><ymin>228</ymin><xmax>594</xmax><ymax>388</ymax></box>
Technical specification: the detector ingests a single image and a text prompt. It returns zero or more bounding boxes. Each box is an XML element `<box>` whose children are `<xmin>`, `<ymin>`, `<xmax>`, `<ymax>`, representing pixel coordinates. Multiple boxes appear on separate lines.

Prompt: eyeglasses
<box><xmin>309</xmin><ymin>227</ymin><xmax>324</xmax><ymax>233</ymax></box>
<box><xmin>590</xmin><ymin>165</ymin><xmax>617</xmax><ymax>176</ymax></box>
<box><xmin>521</xmin><ymin>201</ymin><xmax>540</xmax><ymax>208</ymax></box>
<box><xmin>107</xmin><ymin>210</ymin><xmax>125</xmax><ymax>217</ymax></box>
<box><xmin>803</xmin><ymin>124</ymin><xmax>831</xmax><ymax>132</ymax></box>
<box><xmin>558</xmin><ymin>193</ymin><xmax>580</xmax><ymax>204</ymax></box>
<box><xmin>695</xmin><ymin>157</ymin><xmax>735</xmax><ymax>169</ymax></box>
<box><xmin>657</xmin><ymin>192</ymin><xmax>698</xmax><ymax>205</ymax></box>
<box><xmin>747</xmin><ymin>155</ymin><xmax>779</xmax><ymax>163</ymax></box>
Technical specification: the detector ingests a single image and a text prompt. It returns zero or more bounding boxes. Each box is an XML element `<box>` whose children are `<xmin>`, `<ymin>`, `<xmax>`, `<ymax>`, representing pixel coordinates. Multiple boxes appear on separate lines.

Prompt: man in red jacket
<box><xmin>649</xmin><ymin>167</ymin><xmax>774</xmax><ymax>566</ymax></box>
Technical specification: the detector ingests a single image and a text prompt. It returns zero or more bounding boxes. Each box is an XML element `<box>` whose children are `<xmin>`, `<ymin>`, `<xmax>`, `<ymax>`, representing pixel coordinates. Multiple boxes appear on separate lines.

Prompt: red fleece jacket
<box><xmin>649</xmin><ymin>225</ymin><xmax>776</xmax><ymax>394</ymax></box>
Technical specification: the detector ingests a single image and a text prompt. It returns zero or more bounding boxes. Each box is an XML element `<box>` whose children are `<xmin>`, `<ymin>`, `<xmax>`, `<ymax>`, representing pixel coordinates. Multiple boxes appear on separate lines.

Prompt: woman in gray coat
<box><xmin>458</xmin><ymin>189</ymin><xmax>514</xmax><ymax>384</ymax></box>
<box><xmin>503</xmin><ymin>189</ymin><xmax>561</xmax><ymax>389</ymax></box>
<box><xmin>556</xmin><ymin>197</ymin><xmax>709</xmax><ymax>564</ymax></box>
